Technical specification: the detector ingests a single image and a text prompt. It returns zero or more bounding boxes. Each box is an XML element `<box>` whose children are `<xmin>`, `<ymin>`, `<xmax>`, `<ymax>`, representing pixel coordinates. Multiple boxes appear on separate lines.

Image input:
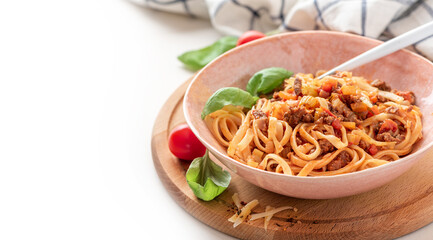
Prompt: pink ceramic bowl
<box><xmin>183</xmin><ymin>31</ymin><xmax>433</xmax><ymax>199</ymax></box>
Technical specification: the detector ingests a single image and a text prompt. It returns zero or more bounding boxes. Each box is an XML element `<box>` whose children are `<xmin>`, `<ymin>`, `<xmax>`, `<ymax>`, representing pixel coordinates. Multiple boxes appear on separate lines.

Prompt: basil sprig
<box><xmin>186</xmin><ymin>150</ymin><xmax>231</xmax><ymax>201</ymax></box>
<box><xmin>246</xmin><ymin>67</ymin><xmax>293</xmax><ymax>96</ymax></box>
<box><xmin>178</xmin><ymin>36</ymin><xmax>238</xmax><ymax>70</ymax></box>
<box><xmin>201</xmin><ymin>87</ymin><xmax>259</xmax><ymax>119</ymax></box>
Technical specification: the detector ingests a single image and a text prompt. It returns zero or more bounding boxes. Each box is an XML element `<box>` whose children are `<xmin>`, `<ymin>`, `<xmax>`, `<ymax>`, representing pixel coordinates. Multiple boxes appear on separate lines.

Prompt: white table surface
<box><xmin>0</xmin><ymin>0</ymin><xmax>431</xmax><ymax>239</ymax></box>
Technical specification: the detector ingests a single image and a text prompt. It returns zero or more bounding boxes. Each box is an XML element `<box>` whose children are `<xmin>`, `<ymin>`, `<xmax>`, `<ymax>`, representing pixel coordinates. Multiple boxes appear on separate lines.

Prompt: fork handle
<box><xmin>318</xmin><ymin>21</ymin><xmax>433</xmax><ymax>79</ymax></box>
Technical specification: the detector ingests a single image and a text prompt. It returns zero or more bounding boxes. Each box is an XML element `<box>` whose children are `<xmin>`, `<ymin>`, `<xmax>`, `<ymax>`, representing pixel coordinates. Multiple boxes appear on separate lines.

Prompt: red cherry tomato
<box><xmin>236</xmin><ymin>30</ymin><xmax>266</xmax><ymax>46</ymax></box>
<box><xmin>168</xmin><ymin>123</ymin><xmax>206</xmax><ymax>161</ymax></box>
<box><xmin>378</xmin><ymin>119</ymin><xmax>398</xmax><ymax>133</ymax></box>
<box><xmin>331</xmin><ymin>118</ymin><xmax>342</xmax><ymax>130</ymax></box>
<box><xmin>368</xmin><ymin>144</ymin><xmax>378</xmax><ymax>156</ymax></box>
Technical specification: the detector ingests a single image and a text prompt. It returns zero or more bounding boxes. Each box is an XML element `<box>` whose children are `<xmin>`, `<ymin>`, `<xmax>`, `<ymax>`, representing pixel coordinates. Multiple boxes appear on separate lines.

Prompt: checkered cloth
<box><xmin>136</xmin><ymin>0</ymin><xmax>433</xmax><ymax>60</ymax></box>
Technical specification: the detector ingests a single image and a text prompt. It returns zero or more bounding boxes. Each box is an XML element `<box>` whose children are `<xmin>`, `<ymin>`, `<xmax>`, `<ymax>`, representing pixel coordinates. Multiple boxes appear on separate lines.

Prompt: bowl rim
<box><xmin>184</xmin><ymin>30</ymin><xmax>433</xmax><ymax>180</ymax></box>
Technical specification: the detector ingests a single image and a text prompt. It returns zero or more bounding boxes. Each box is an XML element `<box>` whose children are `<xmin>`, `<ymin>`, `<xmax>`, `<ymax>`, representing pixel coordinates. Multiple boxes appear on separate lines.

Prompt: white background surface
<box><xmin>0</xmin><ymin>0</ymin><xmax>431</xmax><ymax>239</ymax></box>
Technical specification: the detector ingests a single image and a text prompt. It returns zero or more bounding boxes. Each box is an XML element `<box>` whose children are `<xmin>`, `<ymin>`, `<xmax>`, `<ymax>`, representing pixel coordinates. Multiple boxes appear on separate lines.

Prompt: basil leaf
<box><xmin>186</xmin><ymin>151</ymin><xmax>231</xmax><ymax>201</ymax></box>
<box><xmin>201</xmin><ymin>87</ymin><xmax>259</xmax><ymax>119</ymax></box>
<box><xmin>246</xmin><ymin>67</ymin><xmax>293</xmax><ymax>96</ymax></box>
<box><xmin>178</xmin><ymin>36</ymin><xmax>238</xmax><ymax>70</ymax></box>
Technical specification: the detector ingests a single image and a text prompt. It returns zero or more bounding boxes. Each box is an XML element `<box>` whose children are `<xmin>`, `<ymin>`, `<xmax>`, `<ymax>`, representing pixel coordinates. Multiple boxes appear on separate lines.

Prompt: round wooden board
<box><xmin>151</xmin><ymin>77</ymin><xmax>433</xmax><ymax>240</ymax></box>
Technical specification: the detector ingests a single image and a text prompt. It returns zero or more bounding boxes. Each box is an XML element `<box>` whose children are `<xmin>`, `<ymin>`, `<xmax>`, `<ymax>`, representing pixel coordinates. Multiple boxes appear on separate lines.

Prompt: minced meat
<box><xmin>319</xmin><ymin>139</ymin><xmax>335</xmax><ymax>154</ymax></box>
<box><xmin>283</xmin><ymin>106</ymin><xmax>314</xmax><ymax>128</ymax></box>
<box><xmin>371</xmin><ymin>79</ymin><xmax>391</xmax><ymax>91</ymax></box>
<box><xmin>327</xmin><ymin>151</ymin><xmax>351</xmax><ymax>171</ymax></box>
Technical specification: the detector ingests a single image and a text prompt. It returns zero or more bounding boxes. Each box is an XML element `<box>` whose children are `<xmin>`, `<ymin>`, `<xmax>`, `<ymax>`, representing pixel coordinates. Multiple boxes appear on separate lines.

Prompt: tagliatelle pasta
<box><xmin>228</xmin><ymin>193</ymin><xmax>296</xmax><ymax>229</ymax></box>
<box><xmin>205</xmin><ymin>71</ymin><xmax>423</xmax><ymax>176</ymax></box>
